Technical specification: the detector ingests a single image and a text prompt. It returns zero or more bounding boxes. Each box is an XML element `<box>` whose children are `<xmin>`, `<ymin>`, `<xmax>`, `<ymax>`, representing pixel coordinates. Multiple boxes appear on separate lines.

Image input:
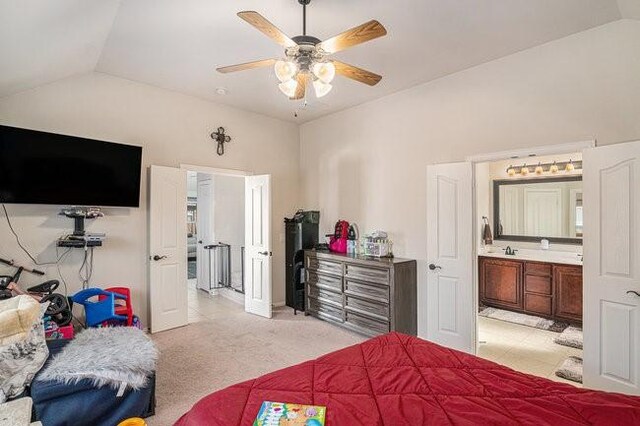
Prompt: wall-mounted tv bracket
<box><xmin>59</xmin><ymin>207</ymin><xmax>104</xmax><ymax>236</ymax></box>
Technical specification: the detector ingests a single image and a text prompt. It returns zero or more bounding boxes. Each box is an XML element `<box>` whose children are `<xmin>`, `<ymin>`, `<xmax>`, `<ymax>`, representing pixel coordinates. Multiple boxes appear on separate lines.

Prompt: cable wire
<box><xmin>2</xmin><ymin>204</ymin><xmax>67</xmax><ymax>266</ymax></box>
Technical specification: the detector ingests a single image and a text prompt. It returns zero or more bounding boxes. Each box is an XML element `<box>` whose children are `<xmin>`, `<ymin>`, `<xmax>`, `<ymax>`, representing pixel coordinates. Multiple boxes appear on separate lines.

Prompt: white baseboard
<box><xmin>272</xmin><ymin>301</ymin><xmax>286</xmax><ymax>308</ymax></box>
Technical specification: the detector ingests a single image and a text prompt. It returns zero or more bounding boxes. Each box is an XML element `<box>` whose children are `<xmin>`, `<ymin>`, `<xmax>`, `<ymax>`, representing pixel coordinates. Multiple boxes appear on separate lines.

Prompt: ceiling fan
<box><xmin>217</xmin><ymin>0</ymin><xmax>387</xmax><ymax>100</ymax></box>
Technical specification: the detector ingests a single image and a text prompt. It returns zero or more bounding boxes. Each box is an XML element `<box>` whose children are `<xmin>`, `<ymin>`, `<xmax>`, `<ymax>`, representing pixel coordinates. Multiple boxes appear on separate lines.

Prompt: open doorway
<box><xmin>149</xmin><ymin>165</ymin><xmax>273</xmax><ymax>333</ymax></box>
<box><xmin>185</xmin><ymin>170</ymin><xmax>246</xmax><ymax>322</ymax></box>
<box><xmin>425</xmin><ymin>140</ymin><xmax>639</xmax><ymax>394</ymax></box>
<box><xmin>473</xmin><ymin>152</ymin><xmax>584</xmax><ymax>386</ymax></box>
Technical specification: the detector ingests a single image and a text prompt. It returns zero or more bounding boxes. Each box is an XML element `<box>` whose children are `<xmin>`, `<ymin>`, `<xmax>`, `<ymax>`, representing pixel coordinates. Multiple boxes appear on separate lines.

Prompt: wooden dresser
<box><xmin>479</xmin><ymin>255</ymin><xmax>583</xmax><ymax>323</ymax></box>
<box><xmin>304</xmin><ymin>250</ymin><xmax>417</xmax><ymax>337</ymax></box>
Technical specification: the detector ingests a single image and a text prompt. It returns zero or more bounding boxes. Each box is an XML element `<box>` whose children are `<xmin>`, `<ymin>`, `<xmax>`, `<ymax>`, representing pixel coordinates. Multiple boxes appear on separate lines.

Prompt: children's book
<box><xmin>253</xmin><ymin>401</ymin><xmax>326</xmax><ymax>426</ymax></box>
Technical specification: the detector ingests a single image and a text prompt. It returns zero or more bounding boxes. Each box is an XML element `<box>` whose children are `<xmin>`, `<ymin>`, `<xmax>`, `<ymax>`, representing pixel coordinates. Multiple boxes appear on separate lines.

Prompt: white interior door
<box><xmin>245</xmin><ymin>174</ymin><xmax>272</xmax><ymax>318</ymax></box>
<box><xmin>426</xmin><ymin>162</ymin><xmax>474</xmax><ymax>353</ymax></box>
<box><xmin>583</xmin><ymin>141</ymin><xmax>640</xmax><ymax>394</ymax></box>
<box><xmin>196</xmin><ymin>176</ymin><xmax>213</xmax><ymax>291</ymax></box>
<box><xmin>149</xmin><ymin>165</ymin><xmax>188</xmax><ymax>333</ymax></box>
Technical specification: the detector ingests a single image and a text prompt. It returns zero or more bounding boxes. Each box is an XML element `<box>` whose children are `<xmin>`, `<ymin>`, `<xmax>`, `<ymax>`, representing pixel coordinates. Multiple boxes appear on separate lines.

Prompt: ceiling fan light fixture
<box><xmin>565</xmin><ymin>159</ymin><xmax>575</xmax><ymax>172</ymax></box>
<box><xmin>313</xmin><ymin>79</ymin><xmax>333</xmax><ymax>98</ymax></box>
<box><xmin>217</xmin><ymin>3</ymin><xmax>387</xmax><ymax>101</ymax></box>
<box><xmin>274</xmin><ymin>60</ymin><xmax>298</xmax><ymax>82</ymax></box>
<box><xmin>278</xmin><ymin>79</ymin><xmax>299</xmax><ymax>97</ymax></box>
<box><xmin>312</xmin><ymin>61</ymin><xmax>336</xmax><ymax>84</ymax></box>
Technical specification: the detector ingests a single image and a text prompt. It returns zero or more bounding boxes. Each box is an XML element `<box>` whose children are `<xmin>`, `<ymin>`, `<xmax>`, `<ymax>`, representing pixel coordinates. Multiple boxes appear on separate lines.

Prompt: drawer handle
<box><xmin>349</xmin><ymin>285</ymin><xmax>381</xmax><ymax>296</ymax></box>
<box><xmin>350</xmin><ymin>268</ymin><xmax>386</xmax><ymax>276</ymax></box>
<box><xmin>627</xmin><ymin>290</ymin><xmax>640</xmax><ymax>297</ymax></box>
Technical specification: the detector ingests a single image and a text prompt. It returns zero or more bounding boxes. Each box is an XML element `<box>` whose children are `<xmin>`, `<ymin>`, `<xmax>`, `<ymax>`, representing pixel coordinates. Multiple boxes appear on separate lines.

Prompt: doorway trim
<box><xmin>180</xmin><ymin>163</ymin><xmax>253</xmax><ymax>177</ymax></box>
<box><xmin>465</xmin><ymin>140</ymin><xmax>595</xmax><ymax>163</ymax></box>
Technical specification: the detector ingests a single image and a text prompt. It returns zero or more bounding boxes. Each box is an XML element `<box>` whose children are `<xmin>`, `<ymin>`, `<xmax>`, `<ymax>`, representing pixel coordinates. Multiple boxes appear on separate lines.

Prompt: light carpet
<box><xmin>147</xmin><ymin>294</ymin><xmax>365</xmax><ymax>425</ymax></box>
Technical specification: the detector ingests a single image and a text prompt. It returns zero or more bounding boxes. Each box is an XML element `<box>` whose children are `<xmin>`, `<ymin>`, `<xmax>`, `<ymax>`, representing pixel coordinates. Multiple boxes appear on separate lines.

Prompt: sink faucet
<box><xmin>504</xmin><ymin>246</ymin><xmax>518</xmax><ymax>256</ymax></box>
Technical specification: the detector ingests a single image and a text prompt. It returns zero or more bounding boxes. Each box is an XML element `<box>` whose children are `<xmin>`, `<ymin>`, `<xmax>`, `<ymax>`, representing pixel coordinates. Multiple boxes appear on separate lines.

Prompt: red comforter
<box><xmin>176</xmin><ymin>332</ymin><xmax>640</xmax><ymax>425</ymax></box>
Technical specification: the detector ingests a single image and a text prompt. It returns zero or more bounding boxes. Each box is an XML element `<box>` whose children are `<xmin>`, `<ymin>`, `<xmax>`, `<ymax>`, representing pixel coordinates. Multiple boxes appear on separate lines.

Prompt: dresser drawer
<box><xmin>308</xmin><ymin>297</ymin><xmax>343</xmax><ymax>323</ymax></box>
<box><xmin>306</xmin><ymin>270</ymin><xmax>342</xmax><ymax>293</ymax></box>
<box><xmin>344</xmin><ymin>264</ymin><xmax>389</xmax><ymax>285</ymax></box>
<box><xmin>345</xmin><ymin>311</ymin><xmax>389</xmax><ymax>335</ymax></box>
<box><xmin>307</xmin><ymin>284</ymin><xmax>343</xmax><ymax>307</ymax></box>
<box><xmin>345</xmin><ymin>295</ymin><xmax>389</xmax><ymax>321</ymax></box>
<box><xmin>525</xmin><ymin>262</ymin><xmax>551</xmax><ymax>277</ymax></box>
<box><xmin>525</xmin><ymin>275</ymin><xmax>552</xmax><ymax>295</ymax></box>
<box><xmin>306</xmin><ymin>256</ymin><xmax>343</xmax><ymax>276</ymax></box>
<box><xmin>344</xmin><ymin>279</ymin><xmax>389</xmax><ymax>303</ymax></box>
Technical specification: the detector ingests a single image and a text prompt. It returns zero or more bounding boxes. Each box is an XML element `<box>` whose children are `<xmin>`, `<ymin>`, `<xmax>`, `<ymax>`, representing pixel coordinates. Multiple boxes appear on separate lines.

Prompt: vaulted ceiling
<box><xmin>1</xmin><ymin>0</ymin><xmax>637</xmax><ymax>122</ymax></box>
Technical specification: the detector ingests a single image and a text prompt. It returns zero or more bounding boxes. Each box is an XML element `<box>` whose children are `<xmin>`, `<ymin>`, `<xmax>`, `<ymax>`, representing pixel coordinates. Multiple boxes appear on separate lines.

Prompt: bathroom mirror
<box><xmin>493</xmin><ymin>175</ymin><xmax>582</xmax><ymax>244</ymax></box>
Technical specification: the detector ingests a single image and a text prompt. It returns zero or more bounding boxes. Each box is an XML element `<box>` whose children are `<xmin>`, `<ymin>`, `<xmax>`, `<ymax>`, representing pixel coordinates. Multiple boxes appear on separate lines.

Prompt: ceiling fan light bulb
<box><xmin>313</xmin><ymin>80</ymin><xmax>333</xmax><ymax>98</ymax></box>
<box><xmin>275</xmin><ymin>60</ymin><xmax>297</xmax><ymax>82</ymax></box>
<box><xmin>312</xmin><ymin>61</ymin><xmax>336</xmax><ymax>84</ymax></box>
<box><xmin>278</xmin><ymin>79</ymin><xmax>298</xmax><ymax>98</ymax></box>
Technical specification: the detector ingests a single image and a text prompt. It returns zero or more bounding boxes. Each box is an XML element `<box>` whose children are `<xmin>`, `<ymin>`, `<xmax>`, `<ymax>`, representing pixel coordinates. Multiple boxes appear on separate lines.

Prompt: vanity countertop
<box><xmin>478</xmin><ymin>248</ymin><xmax>582</xmax><ymax>266</ymax></box>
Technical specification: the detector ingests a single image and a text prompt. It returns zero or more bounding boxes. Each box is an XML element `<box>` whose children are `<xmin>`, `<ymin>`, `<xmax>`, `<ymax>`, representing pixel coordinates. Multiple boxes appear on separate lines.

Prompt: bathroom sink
<box><xmin>479</xmin><ymin>248</ymin><xmax>582</xmax><ymax>265</ymax></box>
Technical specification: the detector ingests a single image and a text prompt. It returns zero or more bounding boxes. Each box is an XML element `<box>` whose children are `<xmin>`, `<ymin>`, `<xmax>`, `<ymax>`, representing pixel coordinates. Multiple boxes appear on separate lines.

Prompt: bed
<box><xmin>175</xmin><ymin>332</ymin><xmax>640</xmax><ymax>425</ymax></box>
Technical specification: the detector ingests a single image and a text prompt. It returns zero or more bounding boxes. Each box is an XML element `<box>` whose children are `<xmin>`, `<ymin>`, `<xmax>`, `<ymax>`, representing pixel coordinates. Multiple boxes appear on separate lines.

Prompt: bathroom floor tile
<box><xmin>477</xmin><ymin>316</ymin><xmax>576</xmax><ymax>382</ymax></box>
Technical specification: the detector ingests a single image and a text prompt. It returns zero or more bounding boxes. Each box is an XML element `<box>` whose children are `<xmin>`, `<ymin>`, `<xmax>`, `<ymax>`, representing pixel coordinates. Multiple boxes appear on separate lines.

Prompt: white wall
<box><xmin>187</xmin><ymin>171</ymin><xmax>198</xmax><ymax>199</ymax></box>
<box><xmin>211</xmin><ymin>174</ymin><xmax>245</xmax><ymax>286</ymax></box>
<box><xmin>300</xmin><ymin>20</ymin><xmax>640</xmax><ymax>335</ymax></box>
<box><xmin>0</xmin><ymin>72</ymin><xmax>300</xmax><ymax>325</ymax></box>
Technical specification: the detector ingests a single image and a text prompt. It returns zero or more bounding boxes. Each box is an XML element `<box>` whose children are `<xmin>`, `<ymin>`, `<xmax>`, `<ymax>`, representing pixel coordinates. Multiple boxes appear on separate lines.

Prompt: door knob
<box><xmin>258</xmin><ymin>251</ymin><xmax>271</xmax><ymax>256</ymax></box>
<box><xmin>627</xmin><ymin>290</ymin><xmax>640</xmax><ymax>297</ymax></box>
<box><xmin>152</xmin><ymin>255</ymin><xmax>167</xmax><ymax>261</ymax></box>
<box><xmin>428</xmin><ymin>264</ymin><xmax>442</xmax><ymax>271</ymax></box>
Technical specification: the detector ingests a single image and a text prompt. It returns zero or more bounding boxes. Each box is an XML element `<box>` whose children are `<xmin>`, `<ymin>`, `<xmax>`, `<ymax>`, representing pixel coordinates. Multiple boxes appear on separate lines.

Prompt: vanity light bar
<box><xmin>506</xmin><ymin>160</ymin><xmax>582</xmax><ymax>176</ymax></box>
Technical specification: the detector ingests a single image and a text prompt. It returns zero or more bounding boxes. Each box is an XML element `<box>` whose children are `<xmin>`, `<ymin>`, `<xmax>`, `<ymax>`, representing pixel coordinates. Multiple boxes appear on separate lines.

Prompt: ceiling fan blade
<box><xmin>216</xmin><ymin>59</ymin><xmax>277</xmax><ymax>74</ymax></box>
<box><xmin>332</xmin><ymin>60</ymin><xmax>382</xmax><ymax>86</ymax></box>
<box><xmin>290</xmin><ymin>73</ymin><xmax>308</xmax><ymax>100</ymax></box>
<box><xmin>237</xmin><ymin>11</ymin><xmax>297</xmax><ymax>48</ymax></box>
<box><xmin>318</xmin><ymin>20</ymin><xmax>387</xmax><ymax>54</ymax></box>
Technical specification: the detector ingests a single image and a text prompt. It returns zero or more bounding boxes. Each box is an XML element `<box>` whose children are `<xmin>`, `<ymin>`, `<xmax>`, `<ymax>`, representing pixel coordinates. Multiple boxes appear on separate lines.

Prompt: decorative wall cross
<box><xmin>210</xmin><ymin>127</ymin><xmax>231</xmax><ymax>156</ymax></box>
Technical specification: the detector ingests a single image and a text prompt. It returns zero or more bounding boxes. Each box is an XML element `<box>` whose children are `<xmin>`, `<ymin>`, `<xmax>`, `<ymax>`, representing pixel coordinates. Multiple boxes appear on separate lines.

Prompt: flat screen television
<box><xmin>0</xmin><ymin>125</ymin><xmax>143</xmax><ymax>207</ymax></box>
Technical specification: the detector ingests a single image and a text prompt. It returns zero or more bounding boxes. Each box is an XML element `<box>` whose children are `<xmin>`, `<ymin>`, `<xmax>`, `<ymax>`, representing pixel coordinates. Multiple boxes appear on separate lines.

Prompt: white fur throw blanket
<box><xmin>37</xmin><ymin>327</ymin><xmax>158</xmax><ymax>390</ymax></box>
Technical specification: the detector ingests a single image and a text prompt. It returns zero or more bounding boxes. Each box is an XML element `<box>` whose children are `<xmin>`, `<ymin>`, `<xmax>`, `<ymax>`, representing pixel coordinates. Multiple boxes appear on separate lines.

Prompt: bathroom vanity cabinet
<box><xmin>479</xmin><ymin>256</ymin><xmax>582</xmax><ymax>324</ymax></box>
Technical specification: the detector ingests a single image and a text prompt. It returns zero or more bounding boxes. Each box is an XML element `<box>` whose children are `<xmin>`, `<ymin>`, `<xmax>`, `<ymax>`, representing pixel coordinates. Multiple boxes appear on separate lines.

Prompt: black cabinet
<box><xmin>285</xmin><ymin>221</ymin><xmax>319</xmax><ymax>309</ymax></box>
